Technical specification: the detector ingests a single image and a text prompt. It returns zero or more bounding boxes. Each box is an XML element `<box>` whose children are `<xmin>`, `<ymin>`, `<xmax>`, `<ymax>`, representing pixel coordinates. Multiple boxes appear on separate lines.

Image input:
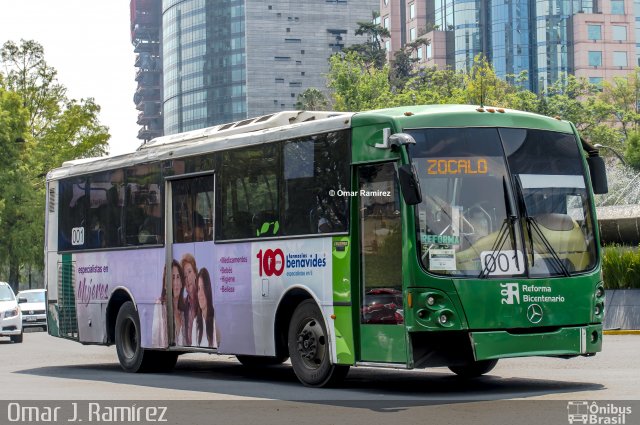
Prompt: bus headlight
<box><xmin>426</xmin><ymin>296</ymin><xmax>436</xmax><ymax>306</ymax></box>
<box><xmin>596</xmin><ymin>286</ymin><xmax>605</xmax><ymax>299</ymax></box>
<box><xmin>439</xmin><ymin>314</ymin><xmax>448</xmax><ymax>324</ymax></box>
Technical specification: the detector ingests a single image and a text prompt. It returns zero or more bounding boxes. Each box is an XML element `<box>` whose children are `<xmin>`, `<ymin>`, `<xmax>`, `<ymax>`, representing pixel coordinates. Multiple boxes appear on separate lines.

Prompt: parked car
<box><xmin>0</xmin><ymin>282</ymin><xmax>23</xmax><ymax>343</ymax></box>
<box><xmin>17</xmin><ymin>289</ymin><xmax>47</xmax><ymax>331</ymax></box>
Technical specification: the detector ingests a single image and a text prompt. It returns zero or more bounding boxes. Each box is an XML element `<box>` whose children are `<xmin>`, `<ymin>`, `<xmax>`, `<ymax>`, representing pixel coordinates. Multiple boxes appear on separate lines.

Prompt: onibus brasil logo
<box><xmin>567</xmin><ymin>401</ymin><xmax>632</xmax><ymax>424</ymax></box>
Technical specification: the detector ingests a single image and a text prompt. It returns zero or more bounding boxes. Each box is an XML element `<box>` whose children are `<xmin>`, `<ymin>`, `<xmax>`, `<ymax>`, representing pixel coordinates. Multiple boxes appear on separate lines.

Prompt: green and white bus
<box><xmin>45</xmin><ymin>105</ymin><xmax>608</xmax><ymax>387</ymax></box>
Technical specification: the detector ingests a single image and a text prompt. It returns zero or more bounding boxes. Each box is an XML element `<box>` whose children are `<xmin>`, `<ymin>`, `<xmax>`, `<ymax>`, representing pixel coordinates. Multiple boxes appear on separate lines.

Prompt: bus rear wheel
<box><xmin>115</xmin><ymin>301</ymin><xmax>170</xmax><ymax>373</ymax></box>
<box><xmin>448</xmin><ymin>359</ymin><xmax>498</xmax><ymax>378</ymax></box>
<box><xmin>288</xmin><ymin>300</ymin><xmax>349</xmax><ymax>387</ymax></box>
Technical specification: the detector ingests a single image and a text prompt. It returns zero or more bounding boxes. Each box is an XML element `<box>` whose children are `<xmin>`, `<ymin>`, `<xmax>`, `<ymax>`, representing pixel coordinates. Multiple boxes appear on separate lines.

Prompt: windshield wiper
<box><xmin>478</xmin><ymin>177</ymin><xmax>519</xmax><ymax>279</ymax></box>
<box><xmin>513</xmin><ymin>176</ymin><xmax>571</xmax><ymax>277</ymax></box>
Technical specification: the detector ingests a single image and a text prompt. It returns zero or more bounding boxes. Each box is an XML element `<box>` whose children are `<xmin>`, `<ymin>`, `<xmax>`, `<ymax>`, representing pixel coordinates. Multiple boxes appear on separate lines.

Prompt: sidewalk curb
<box><xmin>603</xmin><ymin>330</ymin><xmax>640</xmax><ymax>335</ymax></box>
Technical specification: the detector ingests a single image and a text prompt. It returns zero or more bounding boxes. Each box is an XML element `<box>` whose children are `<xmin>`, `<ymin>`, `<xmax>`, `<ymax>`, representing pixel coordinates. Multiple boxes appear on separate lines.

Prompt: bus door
<box><xmin>356</xmin><ymin>163</ymin><xmax>407</xmax><ymax>364</ymax></box>
<box><xmin>167</xmin><ymin>174</ymin><xmax>216</xmax><ymax>348</ymax></box>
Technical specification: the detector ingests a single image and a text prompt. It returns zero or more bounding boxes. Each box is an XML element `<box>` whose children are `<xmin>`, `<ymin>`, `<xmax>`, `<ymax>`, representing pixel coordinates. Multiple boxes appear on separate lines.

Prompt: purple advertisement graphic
<box><xmin>73</xmin><ymin>249</ymin><xmax>165</xmax><ymax>347</ymax></box>
<box><xmin>214</xmin><ymin>243</ymin><xmax>255</xmax><ymax>355</ymax></box>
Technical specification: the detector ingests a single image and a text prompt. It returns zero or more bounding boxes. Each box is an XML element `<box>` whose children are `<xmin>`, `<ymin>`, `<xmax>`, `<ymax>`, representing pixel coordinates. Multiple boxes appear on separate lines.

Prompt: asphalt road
<box><xmin>1</xmin><ymin>330</ymin><xmax>638</xmax><ymax>425</ymax></box>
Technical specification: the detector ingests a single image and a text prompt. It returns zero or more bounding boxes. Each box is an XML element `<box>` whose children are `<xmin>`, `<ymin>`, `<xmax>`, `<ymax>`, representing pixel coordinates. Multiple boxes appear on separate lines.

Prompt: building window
<box><xmin>589</xmin><ymin>77</ymin><xmax>603</xmax><ymax>85</ymax></box>
<box><xmin>410</xmin><ymin>27</ymin><xmax>416</xmax><ymax>41</ymax></box>
<box><xmin>612</xmin><ymin>25</ymin><xmax>627</xmax><ymax>41</ymax></box>
<box><xmin>587</xmin><ymin>24</ymin><xmax>602</xmax><ymax>40</ymax></box>
<box><xmin>417</xmin><ymin>47</ymin><xmax>423</xmax><ymax>60</ymax></box>
<box><xmin>611</xmin><ymin>0</ymin><xmax>625</xmax><ymax>14</ymax></box>
<box><xmin>613</xmin><ymin>51</ymin><xmax>628</xmax><ymax>66</ymax></box>
<box><xmin>426</xmin><ymin>44</ymin><xmax>432</xmax><ymax>59</ymax></box>
<box><xmin>383</xmin><ymin>16</ymin><xmax>389</xmax><ymax>29</ymax></box>
<box><xmin>588</xmin><ymin>51</ymin><xmax>602</xmax><ymax>66</ymax></box>
<box><xmin>385</xmin><ymin>40</ymin><xmax>390</xmax><ymax>51</ymax></box>
<box><xmin>409</xmin><ymin>3</ymin><xmax>415</xmax><ymax>20</ymax></box>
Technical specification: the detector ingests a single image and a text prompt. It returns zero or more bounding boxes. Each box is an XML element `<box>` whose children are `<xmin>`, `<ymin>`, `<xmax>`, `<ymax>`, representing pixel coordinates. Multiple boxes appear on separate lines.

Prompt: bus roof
<box><xmin>48</xmin><ymin>105</ymin><xmax>574</xmax><ymax>180</ymax></box>
<box><xmin>350</xmin><ymin>104</ymin><xmax>575</xmax><ymax>134</ymax></box>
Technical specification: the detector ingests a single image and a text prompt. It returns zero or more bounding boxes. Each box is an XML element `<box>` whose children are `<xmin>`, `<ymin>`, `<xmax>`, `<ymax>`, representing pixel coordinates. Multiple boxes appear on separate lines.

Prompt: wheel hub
<box><xmin>296</xmin><ymin>319</ymin><xmax>325</xmax><ymax>368</ymax></box>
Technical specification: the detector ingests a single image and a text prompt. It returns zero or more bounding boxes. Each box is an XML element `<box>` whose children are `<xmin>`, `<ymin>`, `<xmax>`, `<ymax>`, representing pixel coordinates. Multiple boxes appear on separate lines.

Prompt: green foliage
<box><xmin>328</xmin><ymin>52</ymin><xmax>393</xmax><ymax>111</ymax></box>
<box><xmin>602</xmin><ymin>246</ymin><xmax>640</xmax><ymax>289</ymax></box>
<box><xmin>0</xmin><ymin>39</ymin><xmax>110</xmax><ymax>290</ymax></box>
<box><xmin>295</xmin><ymin>88</ymin><xmax>329</xmax><ymax>111</ymax></box>
<box><xmin>624</xmin><ymin>130</ymin><xmax>640</xmax><ymax>171</ymax></box>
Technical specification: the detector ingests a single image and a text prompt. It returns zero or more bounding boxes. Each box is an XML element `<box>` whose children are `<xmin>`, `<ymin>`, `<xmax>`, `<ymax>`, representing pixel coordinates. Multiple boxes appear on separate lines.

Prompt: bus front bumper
<box><xmin>471</xmin><ymin>324</ymin><xmax>602</xmax><ymax>361</ymax></box>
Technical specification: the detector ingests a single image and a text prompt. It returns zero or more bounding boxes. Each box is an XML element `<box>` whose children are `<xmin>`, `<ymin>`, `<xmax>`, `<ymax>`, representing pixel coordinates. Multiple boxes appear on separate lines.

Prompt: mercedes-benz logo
<box><xmin>527</xmin><ymin>304</ymin><xmax>543</xmax><ymax>324</ymax></box>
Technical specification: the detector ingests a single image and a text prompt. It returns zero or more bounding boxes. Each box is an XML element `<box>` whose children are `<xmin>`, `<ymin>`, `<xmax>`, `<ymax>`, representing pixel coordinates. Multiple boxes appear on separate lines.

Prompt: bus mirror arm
<box><xmin>581</xmin><ymin>139</ymin><xmax>608</xmax><ymax>195</ymax></box>
<box><xmin>397</xmin><ymin>144</ymin><xmax>423</xmax><ymax>206</ymax></box>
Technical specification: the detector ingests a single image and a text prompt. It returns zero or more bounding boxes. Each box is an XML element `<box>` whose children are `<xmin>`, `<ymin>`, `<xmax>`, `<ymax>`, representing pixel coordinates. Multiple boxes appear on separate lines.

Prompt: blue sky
<box><xmin>0</xmin><ymin>1</ymin><xmax>139</xmax><ymax>156</ymax></box>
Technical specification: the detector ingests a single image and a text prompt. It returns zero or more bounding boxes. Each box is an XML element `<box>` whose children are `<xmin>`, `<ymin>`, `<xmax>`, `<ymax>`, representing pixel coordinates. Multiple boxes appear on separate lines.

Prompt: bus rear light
<box><xmin>497</xmin><ymin>108</ymin><xmax>505</xmax><ymax>113</ymax></box>
<box><xmin>486</xmin><ymin>108</ymin><xmax>496</xmax><ymax>113</ymax></box>
<box><xmin>404</xmin><ymin>111</ymin><xmax>414</xmax><ymax>116</ymax></box>
<box><xmin>407</xmin><ymin>292</ymin><xmax>413</xmax><ymax>308</ymax></box>
<box><xmin>476</xmin><ymin>107</ymin><xmax>485</xmax><ymax>113</ymax></box>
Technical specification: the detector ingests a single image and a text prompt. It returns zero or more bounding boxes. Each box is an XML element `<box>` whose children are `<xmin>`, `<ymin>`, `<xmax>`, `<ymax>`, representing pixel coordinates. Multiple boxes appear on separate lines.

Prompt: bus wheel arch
<box><xmin>106</xmin><ymin>288</ymin><xmax>135</xmax><ymax>345</ymax></box>
<box><xmin>287</xmin><ymin>299</ymin><xmax>349</xmax><ymax>387</ymax></box>
<box><xmin>274</xmin><ymin>288</ymin><xmax>313</xmax><ymax>361</ymax></box>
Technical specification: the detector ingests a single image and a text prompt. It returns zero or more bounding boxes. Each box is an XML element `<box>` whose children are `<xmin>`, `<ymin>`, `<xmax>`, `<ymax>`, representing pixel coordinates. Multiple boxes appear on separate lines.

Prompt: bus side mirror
<box><xmin>587</xmin><ymin>156</ymin><xmax>608</xmax><ymax>195</ymax></box>
<box><xmin>398</xmin><ymin>164</ymin><xmax>423</xmax><ymax>205</ymax></box>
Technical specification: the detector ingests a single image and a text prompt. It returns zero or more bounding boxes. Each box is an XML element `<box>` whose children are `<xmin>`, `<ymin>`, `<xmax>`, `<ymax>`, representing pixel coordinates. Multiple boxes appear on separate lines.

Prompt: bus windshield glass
<box><xmin>407</xmin><ymin>127</ymin><xmax>597</xmax><ymax>278</ymax></box>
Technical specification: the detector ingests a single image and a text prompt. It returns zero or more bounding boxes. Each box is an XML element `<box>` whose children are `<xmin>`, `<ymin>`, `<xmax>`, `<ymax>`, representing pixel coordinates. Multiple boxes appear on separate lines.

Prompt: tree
<box><xmin>0</xmin><ymin>40</ymin><xmax>110</xmax><ymax>291</ymax></box>
<box><xmin>295</xmin><ymin>88</ymin><xmax>330</xmax><ymax>111</ymax></box>
<box><xmin>342</xmin><ymin>12</ymin><xmax>390</xmax><ymax>71</ymax></box>
<box><xmin>327</xmin><ymin>52</ymin><xmax>393</xmax><ymax>111</ymax></box>
<box><xmin>625</xmin><ymin>130</ymin><xmax>640</xmax><ymax>170</ymax></box>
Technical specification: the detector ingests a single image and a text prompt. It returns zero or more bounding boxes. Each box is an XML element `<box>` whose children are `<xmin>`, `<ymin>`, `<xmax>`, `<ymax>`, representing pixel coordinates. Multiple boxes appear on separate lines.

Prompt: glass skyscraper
<box><xmin>395</xmin><ymin>0</ymin><xmax>630</xmax><ymax>93</ymax></box>
<box><xmin>160</xmin><ymin>0</ymin><xmax>377</xmax><ymax>136</ymax></box>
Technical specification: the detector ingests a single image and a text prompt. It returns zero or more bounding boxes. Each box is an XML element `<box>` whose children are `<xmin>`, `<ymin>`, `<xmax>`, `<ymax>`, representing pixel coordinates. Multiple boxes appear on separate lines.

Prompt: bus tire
<box><xmin>236</xmin><ymin>355</ymin><xmax>288</xmax><ymax>368</ymax></box>
<box><xmin>115</xmin><ymin>301</ymin><xmax>155</xmax><ymax>373</ymax></box>
<box><xmin>448</xmin><ymin>359</ymin><xmax>498</xmax><ymax>378</ymax></box>
<box><xmin>288</xmin><ymin>300</ymin><xmax>349</xmax><ymax>387</ymax></box>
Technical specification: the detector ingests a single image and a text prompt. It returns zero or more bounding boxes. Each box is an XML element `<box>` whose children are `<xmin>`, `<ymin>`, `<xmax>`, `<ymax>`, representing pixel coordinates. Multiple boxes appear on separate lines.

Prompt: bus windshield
<box><xmin>408</xmin><ymin>127</ymin><xmax>597</xmax><ymax>278</ymax></box>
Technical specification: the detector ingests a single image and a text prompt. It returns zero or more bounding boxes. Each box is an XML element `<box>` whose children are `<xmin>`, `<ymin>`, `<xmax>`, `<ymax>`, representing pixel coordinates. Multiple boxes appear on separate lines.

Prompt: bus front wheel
<box><xmin>448</xmin><ymin>359</ymin><xmax>498</xmax><ymax>378</ymax></box>
<box><xmin>115</xmin><ymin>301</ymin><xmax>162</xmax><ymax>373</ymax></box>
<box><xmin>288</xmin><ymin>300</ymin><xmax>349</xmax><ymax>387</ymax></box>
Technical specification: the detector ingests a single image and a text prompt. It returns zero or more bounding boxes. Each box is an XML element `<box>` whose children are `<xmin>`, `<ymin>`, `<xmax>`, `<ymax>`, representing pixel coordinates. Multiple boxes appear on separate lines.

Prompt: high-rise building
<box><xmin>131</xmin><ymin>0</ymin><xmax>164</xmax><ymax>142</ymax></box>
<box><xmin>381</xmin><ymin>0</ymin><xmax>636</xmax><ymax>93</ymax></box>
<box><xmin>160</xmin><ymin>0</ymin><xmax>378</xmax><ymax>136</ymax></box>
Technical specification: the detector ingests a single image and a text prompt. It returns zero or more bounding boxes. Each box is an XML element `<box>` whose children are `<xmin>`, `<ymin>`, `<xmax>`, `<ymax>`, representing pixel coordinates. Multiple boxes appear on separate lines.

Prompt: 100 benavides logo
<box><xmin>256</xmin><ymin>248</ymin><xmax>327</xmax><ymax>278</ymax></box>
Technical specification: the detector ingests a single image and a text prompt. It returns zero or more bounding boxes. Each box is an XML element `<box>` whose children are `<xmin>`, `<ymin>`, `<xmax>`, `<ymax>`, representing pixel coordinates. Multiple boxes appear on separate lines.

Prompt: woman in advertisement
<box><xmin>170</xmin><ymin>260</ymin><xmax>187</xmax><ymax>346</ymax></box>
<box><xmin>151</xmin><ymin>267</ymin><xmax>168</xmax><ymax>347</ymax></box>
<box><xmin>196</xmin><ymin>268</ymin><xmax>217</xmax><ymax>348</ymax></box>
<box><xmin>181</xmin><ymin>253</ymin><xmax>199</xmax><ymax>346</ymax></box>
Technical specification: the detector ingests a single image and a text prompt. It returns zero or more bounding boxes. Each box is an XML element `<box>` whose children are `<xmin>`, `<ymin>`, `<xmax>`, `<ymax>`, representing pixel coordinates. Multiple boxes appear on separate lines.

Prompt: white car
<box><xmin>17</xmin><ymin>289</ymin><xmax>47</xmax><ymax>330</ymax></box>
<box><xmin>0</xmin><ymin>282</ymin><xmax>23</xmax><ymax>343</ymax></box>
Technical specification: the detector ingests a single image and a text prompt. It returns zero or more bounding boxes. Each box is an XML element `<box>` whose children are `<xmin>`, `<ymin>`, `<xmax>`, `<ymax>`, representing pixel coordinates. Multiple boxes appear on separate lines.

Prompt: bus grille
<box><xmin>57</xmin><ymin>259</ymin><xmax>79</xmax><ymax>340</ymax></box>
